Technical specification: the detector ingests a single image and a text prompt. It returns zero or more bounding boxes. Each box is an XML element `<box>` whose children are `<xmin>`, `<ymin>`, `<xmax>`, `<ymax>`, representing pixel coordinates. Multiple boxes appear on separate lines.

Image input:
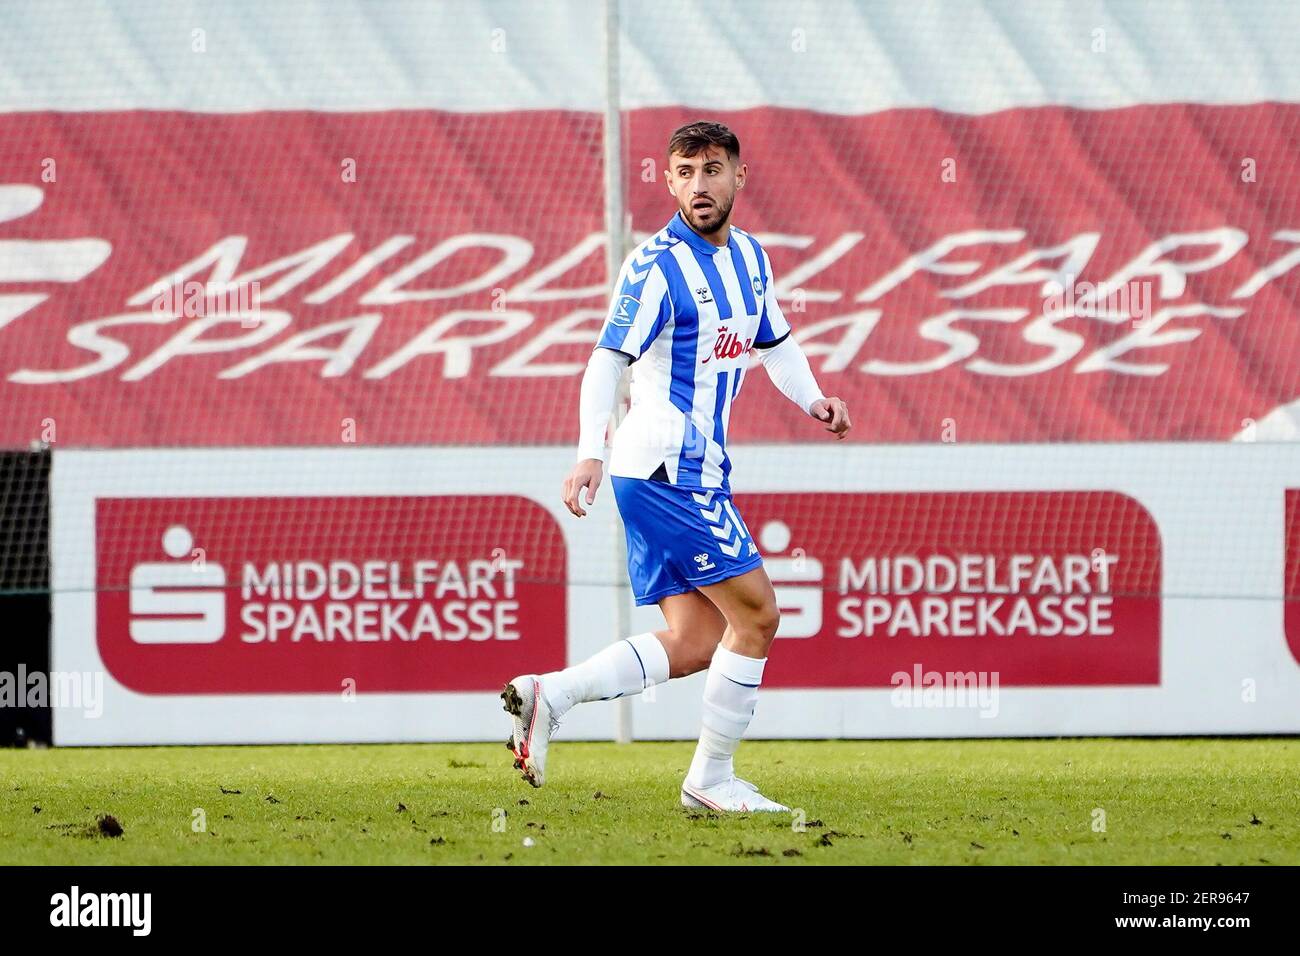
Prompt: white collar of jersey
<box><xmin>668</xmin><ymin>210</ymin><xmax>731</xmax><ymax>257</ymax></box>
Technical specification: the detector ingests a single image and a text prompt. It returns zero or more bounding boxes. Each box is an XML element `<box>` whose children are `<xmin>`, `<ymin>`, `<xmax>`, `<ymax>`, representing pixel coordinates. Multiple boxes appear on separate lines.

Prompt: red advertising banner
<box><xmin>736</xmin><ymin>490</ymin><xmax>1161</xmax><ymax>687</ymax></box>
<box><xmin>2</xmin><ymin>105</ymin><xmax>1299</xmax><ymax>448</ymax></box>
<box><xmin>1286</xmin><ymin>490</ymin><xmax>1300</xmax><ymax>668</ymax></box>
<box><xmin>94</xmin><ymin>495</ymin><xmax>567</xmax><ymax>693</ymax></box>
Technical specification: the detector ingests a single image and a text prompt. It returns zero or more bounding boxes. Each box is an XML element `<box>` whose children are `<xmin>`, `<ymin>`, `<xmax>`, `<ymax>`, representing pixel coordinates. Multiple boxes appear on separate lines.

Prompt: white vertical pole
<box><xmin>603</xmin><ymin>0</ymin><xmax>634</xmax><ymax>745</ymax></box>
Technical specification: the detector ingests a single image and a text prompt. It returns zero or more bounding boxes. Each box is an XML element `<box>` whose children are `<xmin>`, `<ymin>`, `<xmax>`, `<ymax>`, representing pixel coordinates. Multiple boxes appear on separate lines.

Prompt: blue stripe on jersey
<box><xmin>750</xmin><ymin>232</ymin><xmax>768</xmax><ymax>287</ymax></box>
<box><xmin>722</xmin><ymin>369</ymin><xmax>744</xmax><ymax>491</ymax></box>
<box><xmin>747</xmin><ymin>233</ymin><xmax>780</xmax><ymax>345</ymax></box>
<box><xmin>727</xmin><ymin>235</ymin><xmax>758</xmax><ymax>315</ymax></box>
<box><xmin>712</xmin><ymin>369</ymin><xmax>731</xmax><ymax>487</ymax></box>
<box><xmin>656</xmin><ymin>252</ymin><xmax>703</xmax><ymax>483</ymax></box>
<box><xmin>675</xmin><ymin>336</ymin><xmax>703</xmax><ymax>483</ymax></box>
<box><xmin>693</xmin><ymin>248</ymin><xmax>733</xmax><ymax>321</ymax></box>
<box><xmin>642</xmin><ymin>279</ymin><xmax>673</xmax><ymax>348</ymax></box>
<box><xmin>667</xmin><ymin>330</ymin><xmax>694</xmax><ymax>412</ymax></box>
<box><xmin>657</xmin><ymin>253</ymin><xmax>694</xmax><ymax>415</ymax></box>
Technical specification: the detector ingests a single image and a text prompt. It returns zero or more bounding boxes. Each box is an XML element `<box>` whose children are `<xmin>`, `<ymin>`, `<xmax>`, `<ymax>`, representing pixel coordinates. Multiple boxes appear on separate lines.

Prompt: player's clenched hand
<box><xmin>563</xmin><ymin>459</ymin><xmax>605</xmax><ymax>517</ymax></box>
<box><xmin>810</xmin><ymin>397</ymin><xmax>851</xmax><ymax>440</ymax></box>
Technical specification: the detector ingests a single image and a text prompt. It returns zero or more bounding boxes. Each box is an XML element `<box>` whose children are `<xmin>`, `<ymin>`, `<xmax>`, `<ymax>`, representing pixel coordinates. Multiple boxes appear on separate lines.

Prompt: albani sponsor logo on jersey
<box><xmin>701</xmin><ymin>325</ymin><xmax>753</xmax><ymax>365</ymax></box>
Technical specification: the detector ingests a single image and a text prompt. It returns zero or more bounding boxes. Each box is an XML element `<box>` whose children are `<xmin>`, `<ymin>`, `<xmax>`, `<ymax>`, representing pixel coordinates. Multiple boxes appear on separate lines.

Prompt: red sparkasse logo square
<box><xmin>94</xmin><ymin>495</ymin><xmax>566</xmax><ymax>694</ymax></box>
<box><xmin>736</xmin><ymin>491</ymin><xmax>1161</xmax><ymax>687</ymax></box>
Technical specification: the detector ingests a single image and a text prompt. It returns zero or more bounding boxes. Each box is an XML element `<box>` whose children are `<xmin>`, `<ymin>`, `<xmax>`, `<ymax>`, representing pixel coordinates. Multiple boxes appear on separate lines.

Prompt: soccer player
<box><xmin>503</xmin><ymin>121</ymin><xmax>850</xmax><ymax>812</ymax></box>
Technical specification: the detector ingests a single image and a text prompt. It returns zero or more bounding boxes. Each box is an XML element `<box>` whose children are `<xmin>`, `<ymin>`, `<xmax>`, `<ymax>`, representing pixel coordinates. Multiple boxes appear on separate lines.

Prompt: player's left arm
<box><xmin>752</xmin><ymin>249</ymin><xmax>851</xmax><ymax>439</ymax></box>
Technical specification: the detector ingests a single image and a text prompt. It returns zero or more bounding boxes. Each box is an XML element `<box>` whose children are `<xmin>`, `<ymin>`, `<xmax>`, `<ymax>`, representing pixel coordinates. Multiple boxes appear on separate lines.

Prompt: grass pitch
<box><xmin>1</xmin><ymin>738</ymin><xmax>1295</xmax><ymax>865</ymax></box>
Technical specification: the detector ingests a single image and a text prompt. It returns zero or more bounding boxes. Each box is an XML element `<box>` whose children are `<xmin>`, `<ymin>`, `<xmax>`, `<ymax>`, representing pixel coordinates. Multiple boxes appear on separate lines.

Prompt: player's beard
<box><xmin>683</xmin><ymin>193</ymin><xmax>733</xmax><ymax>237</ymax></box>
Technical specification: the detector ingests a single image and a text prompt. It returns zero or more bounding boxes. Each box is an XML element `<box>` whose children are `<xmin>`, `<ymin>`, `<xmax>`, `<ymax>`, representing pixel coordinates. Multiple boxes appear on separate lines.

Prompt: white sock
<box><xmin>686</xmin><ymin>644</ymin><xmax>766</xmax><ymax>789</ymax></box>
<box><xmin>540</xmin><ymin>632</ymin><xmax>669</xmax><ymax>720</ymax></box>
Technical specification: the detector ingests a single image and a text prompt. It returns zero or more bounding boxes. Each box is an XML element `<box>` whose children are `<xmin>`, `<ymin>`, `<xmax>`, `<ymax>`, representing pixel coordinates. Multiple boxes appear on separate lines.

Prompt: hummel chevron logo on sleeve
<box><xmin>698</xmin><ymin>499</ymin><xmax>724</xmax><ymax>523</ymax></box>
<box><xmin>625</xmin><ymin>232</ymin><xmax>674</xmax><ymax>286</ymax></box>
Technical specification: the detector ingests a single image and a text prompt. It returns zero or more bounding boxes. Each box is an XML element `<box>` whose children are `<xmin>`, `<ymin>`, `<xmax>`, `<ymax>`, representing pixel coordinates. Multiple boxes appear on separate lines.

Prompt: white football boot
<box><xmin>681</xmin><ymin>775</ymin><xmax>790</xmax><ymax>812</ymax></box>
<box><xmin>501</xmin><ymin>675</ymin><xmax>559</xmax><ymax>788</ymax></box>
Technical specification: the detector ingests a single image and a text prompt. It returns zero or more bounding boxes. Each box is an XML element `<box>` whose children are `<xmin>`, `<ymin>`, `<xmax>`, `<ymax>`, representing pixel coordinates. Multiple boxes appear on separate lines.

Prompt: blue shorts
<box><xmin>611</xmin><ymin>476</ymin><xmax>764</xmax><ymax>606</ymax></box>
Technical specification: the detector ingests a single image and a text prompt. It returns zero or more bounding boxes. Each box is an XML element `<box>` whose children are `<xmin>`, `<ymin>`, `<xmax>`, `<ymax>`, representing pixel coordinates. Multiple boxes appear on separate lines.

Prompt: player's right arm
<box><xmin>564</xmin><ymin>346</ymin><xmax>629</xmax><ymax>517</ymax></box>
<box><xmin>562</xmin><ymin>249</ymin><xmax>674</xmax><ymax>517</ymax></box>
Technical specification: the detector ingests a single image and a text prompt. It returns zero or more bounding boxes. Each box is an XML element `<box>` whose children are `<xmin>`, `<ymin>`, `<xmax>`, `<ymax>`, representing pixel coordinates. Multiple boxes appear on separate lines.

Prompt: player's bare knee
<box><xmin>661</xmin><ymin>625</ymin><xmax>715</xmax><ymax>677</ymax></box>
<box><xmin>729</xmin><ymin>603</ymin><xmax>779</xmax><ymax>651</ymax></box>
<box><xmin>682</xmin><ymin>628</ymin><xmax>720</xmax><ymax>674</ymax></box>
<box><xmin>753</xmin><ymin>600</ymin><xmax>780</xmax><ymax>643</ymax></box>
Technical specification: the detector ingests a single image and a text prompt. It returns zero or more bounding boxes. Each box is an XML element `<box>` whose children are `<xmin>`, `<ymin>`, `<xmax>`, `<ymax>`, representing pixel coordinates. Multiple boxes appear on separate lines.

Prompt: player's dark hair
<box><xmin>667</xmin><ymin>121</ymin><xmax>741</xmax><ymax>161</ymax></box>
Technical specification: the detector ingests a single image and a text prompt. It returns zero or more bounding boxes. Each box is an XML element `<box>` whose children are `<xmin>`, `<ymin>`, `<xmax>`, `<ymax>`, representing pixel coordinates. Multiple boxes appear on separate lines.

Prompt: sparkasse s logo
<box><xmin>0</xmin><ymin>185</ymin><xmax>111</xmax><ymax>331</ymax></box>
<box><xmin>129</xmin><ymin>525</ymin><xmax>225</xmax><ymax>644</ymax></box>
<box><xmin>757</xmin><ymin>519</ymin><xmax>823</xmax><ymax>638</ymax></box>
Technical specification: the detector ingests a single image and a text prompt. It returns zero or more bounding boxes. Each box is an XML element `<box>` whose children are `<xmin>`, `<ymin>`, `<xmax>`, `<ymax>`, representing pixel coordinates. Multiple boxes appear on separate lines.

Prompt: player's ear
<box><xmin>736</xmin><ymin>161</ymin><xmax>747</xmax><ymax>189</ymax></box>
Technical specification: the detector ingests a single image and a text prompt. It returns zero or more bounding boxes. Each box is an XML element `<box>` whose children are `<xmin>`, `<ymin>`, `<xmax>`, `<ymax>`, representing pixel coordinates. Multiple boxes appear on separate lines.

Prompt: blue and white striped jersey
<box><xmin>595</xmin><ymin>211</ymin><xmax>792</xmax><ymax>493</ymax></box>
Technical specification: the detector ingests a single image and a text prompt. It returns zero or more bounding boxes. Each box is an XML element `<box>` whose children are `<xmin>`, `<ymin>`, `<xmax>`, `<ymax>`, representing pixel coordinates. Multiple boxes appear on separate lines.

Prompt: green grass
<box><xmin>1</xmin><ymin>738</ymin><xmax>1296</xmax><ymax>865</ymax></box>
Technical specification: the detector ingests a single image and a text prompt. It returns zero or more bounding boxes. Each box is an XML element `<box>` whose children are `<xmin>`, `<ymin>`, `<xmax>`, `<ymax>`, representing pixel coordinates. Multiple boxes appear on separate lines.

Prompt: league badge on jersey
<box><xmin>610</xmin><ymin>294</ymin><xmax>641</xmax><ymax>327</ymax></box>
<box><xmin>752</xmin><ymin>275</ymin><xmax>763</xmax><ymax>297</ymax></box>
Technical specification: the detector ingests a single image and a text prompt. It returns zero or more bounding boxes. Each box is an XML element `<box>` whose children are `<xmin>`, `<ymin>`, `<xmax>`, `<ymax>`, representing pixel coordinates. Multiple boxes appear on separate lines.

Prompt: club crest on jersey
<box><xmin>752</xmin><ymin>275</ymin><xmax>763</xmax><ymax>297</ymax></box>
<box><xmin>693</xmin><ymin>552</ymin><xmax>715</xmax><ymax>571</ymax></box>
<box><xmin>694</xmin><ymin>286</ymin><xmax>714</xmax><ymax>304</ymax></box>
<box><xmin>610</xmin><ymin>294</ymin><xmax>640</xmax><ymax>327</ymax></box>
